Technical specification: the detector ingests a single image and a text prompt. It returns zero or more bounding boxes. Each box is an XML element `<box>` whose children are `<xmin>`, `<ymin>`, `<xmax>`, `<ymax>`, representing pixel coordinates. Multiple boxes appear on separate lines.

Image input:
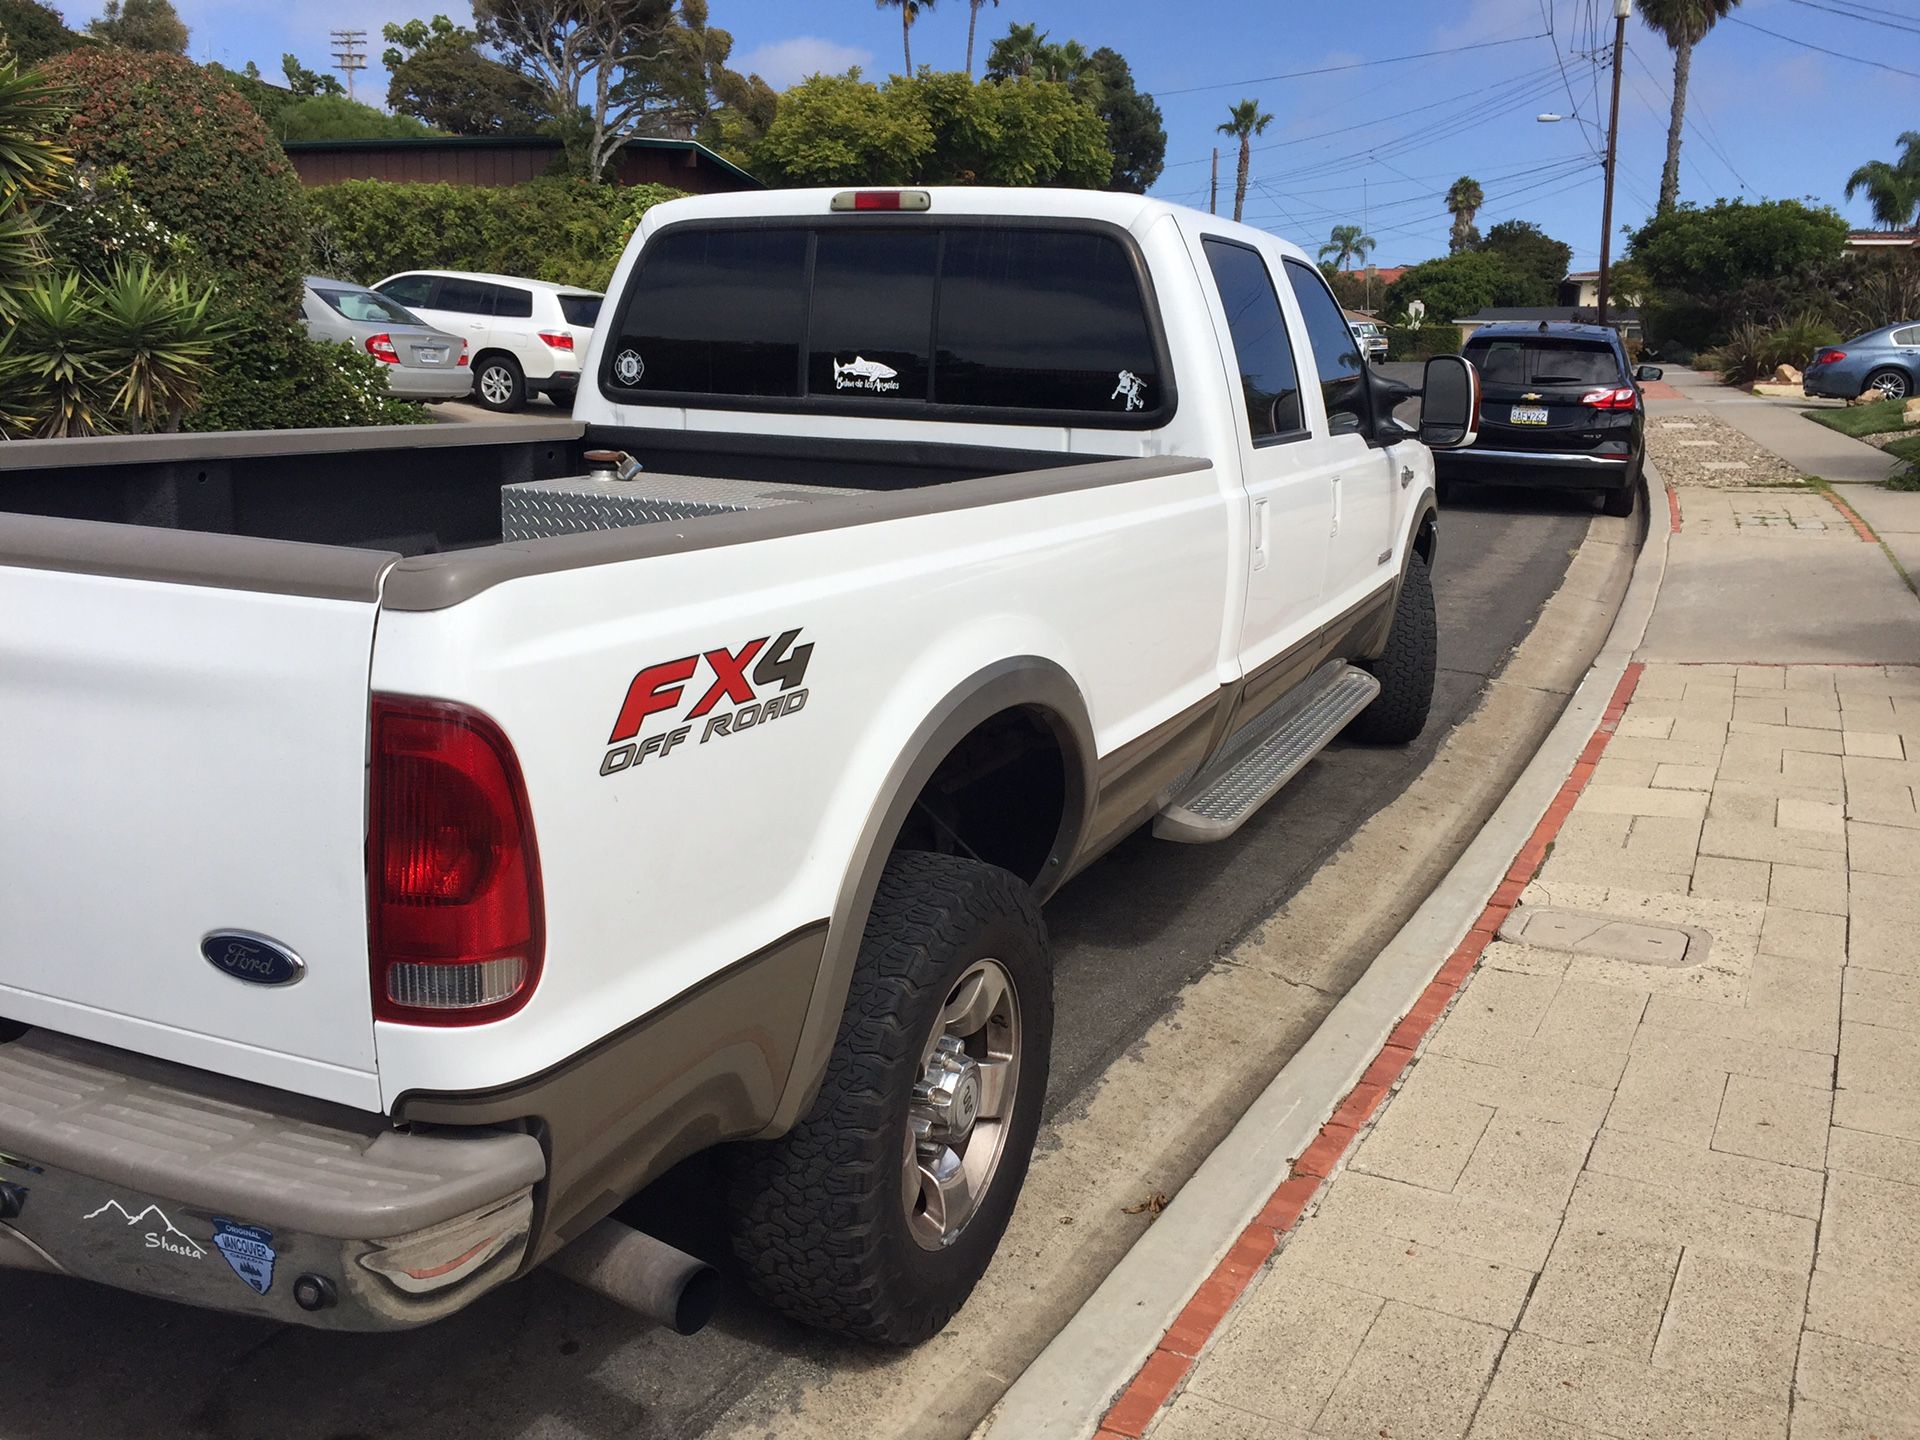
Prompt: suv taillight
<box><xmin>369</xmin><ymin>697</ymin><xmax>543</xmax><ymax>1027</ymax></box>
<box><xmin>365</xmin><ymin>333</ymin><xmax>401</xmax><ymax>364</ymax></box>
<box><xmin>1812</xmin><ymin>348</ymin><xmax>1846</xmax><ymax>367</ymax></box>
<box><xmin>457</xmin><ymin>339</ymin><xmax>470</xmax><ymax>367</ymax></box>
<box><xmin>538</xmin><ymin>331</ymin><xmax>574</xmax><ymax>352</ymax></box>
<box><xmin>1582</xmin><ymin>386</ymin><xmax>1638</xmax><ymax>411</ymax></box>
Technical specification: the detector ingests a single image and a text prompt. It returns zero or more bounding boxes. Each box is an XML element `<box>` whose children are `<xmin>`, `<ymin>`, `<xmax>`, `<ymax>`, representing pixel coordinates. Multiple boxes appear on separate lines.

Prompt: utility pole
<box><xmin>1209</xmin><ymin>149</ymin><xmax>1219</xmax><ymax>216</ymax></box>
<box><xmin>1363</xmin><ymin>176</ymin><xmax>1372</xmax><ymax>311</ymax></box>
<box><xmin>329</xmin><ymin>29</ymin><xmax>368</xmax><ymax>101</ymax></box>
<box><xmin>1596</xmin><ymin>0</ymin><xmax>1628</xmax><ymax>325</ymax></box>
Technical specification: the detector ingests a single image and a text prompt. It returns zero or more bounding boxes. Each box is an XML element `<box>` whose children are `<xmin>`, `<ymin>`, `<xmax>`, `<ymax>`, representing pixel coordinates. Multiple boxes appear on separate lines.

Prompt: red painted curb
<box><xmin>1820</xmin><ymin>488</ymin><xmax>1877</xmax><ymax>544</ymax></box>
<box><xmin>1093</xmin><ymin>662</ymin><xmax>1648</xmax><ymax>1437</ymax></box>
<box><xmin>1666</xmin><ymin>485</ymin><xmax>1683</xmax><ymax>535</ymax></box>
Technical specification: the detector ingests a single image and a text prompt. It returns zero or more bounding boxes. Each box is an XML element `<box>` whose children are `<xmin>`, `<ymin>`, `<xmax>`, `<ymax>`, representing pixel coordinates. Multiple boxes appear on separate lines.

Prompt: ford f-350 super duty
<box><xmin>0</xmin><ymin>187</ymin><xmax>1479</xmax><ymax>1344</ymax></box>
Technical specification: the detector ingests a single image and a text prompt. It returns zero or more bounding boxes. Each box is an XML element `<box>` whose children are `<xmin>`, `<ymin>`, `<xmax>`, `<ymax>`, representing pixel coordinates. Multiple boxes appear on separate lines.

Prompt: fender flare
<box><xmin>761</xmin><ymin>655</ymin><xmax>1098</xmax><ymax>1135</ymax></box>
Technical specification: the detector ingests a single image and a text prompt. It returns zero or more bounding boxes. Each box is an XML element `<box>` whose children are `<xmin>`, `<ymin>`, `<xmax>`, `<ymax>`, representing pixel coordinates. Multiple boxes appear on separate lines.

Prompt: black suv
<box><xmin>1435</xmin><ymin>322</ymin><xmax>1661</xmax><ymax>516</ymax></box>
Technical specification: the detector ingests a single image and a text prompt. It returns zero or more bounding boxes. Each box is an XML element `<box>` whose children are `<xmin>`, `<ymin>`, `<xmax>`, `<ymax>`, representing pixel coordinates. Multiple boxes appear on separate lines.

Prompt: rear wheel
<box><xmin>1347</xmin><ymin>551</ymin><xmax>1436</xmax><ymax>745</ymax></box>
<box><xmin>1599</xmin><ymin>462</ymin><xmax>1640</xmax><ymax>518</ymax></box>
<box><xmin>473</xmin><ymin>353</ymin><xmax>525</xmax><ymax>412</ymax></box>
<box><xmin>724</xmin><ymin>851</ymin><xmax>1053</xmax><ymax>1346</ymax></box>
<box><xmin>1867</xmin><ymin>367</ymin><xmax>1911</xmax><ymax>402</ymax></box>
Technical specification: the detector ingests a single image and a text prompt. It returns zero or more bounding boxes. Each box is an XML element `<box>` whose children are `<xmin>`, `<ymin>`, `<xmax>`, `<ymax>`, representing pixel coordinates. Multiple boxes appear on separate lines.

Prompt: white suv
<box><xmin>372</xmin><ymin>270</ymin><xmax>604</xmax><ymax>412</ymax></box>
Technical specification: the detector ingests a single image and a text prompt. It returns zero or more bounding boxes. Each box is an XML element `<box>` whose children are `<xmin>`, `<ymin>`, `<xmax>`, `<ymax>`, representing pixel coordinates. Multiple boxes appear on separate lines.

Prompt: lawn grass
<box><xmin>1802</xmin><ymin>400</ymin><xmax>1908</xmax><ymax>437</ymax></box>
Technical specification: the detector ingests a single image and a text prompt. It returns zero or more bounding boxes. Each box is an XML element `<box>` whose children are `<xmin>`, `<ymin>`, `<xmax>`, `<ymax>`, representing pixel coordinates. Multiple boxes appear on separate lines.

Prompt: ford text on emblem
<box><xmin>201</xmin><ymin>931</ymin><xmax>305</xmax><ymax>988</ymax></box>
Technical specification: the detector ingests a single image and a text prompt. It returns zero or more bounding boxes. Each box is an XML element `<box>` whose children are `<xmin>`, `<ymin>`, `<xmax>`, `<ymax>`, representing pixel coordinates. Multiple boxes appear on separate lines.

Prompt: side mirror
<box><xmin>1634</xmin><ymin>363</ymin><xmax>1664</xmax><ymax>381</ymax></box>
<box><xmin>1419</xmin><ymin>354</ymin><xmax>1480</xmax><ymax>450</ymax></box>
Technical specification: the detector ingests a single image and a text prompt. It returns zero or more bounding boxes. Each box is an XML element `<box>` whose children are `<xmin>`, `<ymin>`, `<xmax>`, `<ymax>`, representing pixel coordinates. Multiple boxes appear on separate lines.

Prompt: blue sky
<box><xmin>72</xmin><ymin>0</ymin><xmax>1920</xmax><ymax>268</ymax></box>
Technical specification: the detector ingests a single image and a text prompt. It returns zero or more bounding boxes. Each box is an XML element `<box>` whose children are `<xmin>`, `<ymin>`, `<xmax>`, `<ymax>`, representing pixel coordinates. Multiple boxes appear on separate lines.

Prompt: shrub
<box><xmin>0</xmin><ymin>0</ymin><xmax>80</xmax><ymax>65</ymax></box>
<box><xmin>1383</xmin><ymin>252</ymin><xmax>1554</xmax><ymax>328</ymax></box>
<box><xmin>1698</xmin><ymin>313</ymin><xmax>1839</xmax><ymax>386</ymax></box>
<box><xmin>1385</xmin><ymin>325</ymin><xmax>1460</xmax><ymax>362</ymax></box>
<box><xmin>41</xmin><ymin>47</ymin><xmax>309</xmax><ymax>321</ymax></box>
<box><xmin>306</xmin><ymin>177</ymin><xmax>686</xmax><ymax>293</ymax></box>
<box><xmin>184</xmin><ymin>323</ymin><xmax>432</xmax><ymax>432</ymax></box>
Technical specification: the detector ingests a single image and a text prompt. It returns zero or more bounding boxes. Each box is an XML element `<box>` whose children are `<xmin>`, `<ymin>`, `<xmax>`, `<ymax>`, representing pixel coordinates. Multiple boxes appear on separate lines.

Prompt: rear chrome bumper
<box><xmin>0</xmin><ymin>1029</ymin><xmax>545</xmax><ymax>1330</ymax></box>
<box><xmin>1436</xmin><ymin>445</ymin><xmax>1635</xmax><ymax>488</ymax></box>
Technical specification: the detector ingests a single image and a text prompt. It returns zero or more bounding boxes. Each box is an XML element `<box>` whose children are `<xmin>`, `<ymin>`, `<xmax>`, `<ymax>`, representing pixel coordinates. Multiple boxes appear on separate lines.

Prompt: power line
<box><xmin>1153</xmin><ymin>30</ymin><xmax>1551</xmax><ymax>98</ymax></box>
<box><xmin>1625</xmin><ymin>45</ymin><xmax>1755</xmax><ymax>194</ymax></box>
<box><xmin>1724</xmin><ymin>14</ymin><xmax>1920</xmax><ymax>80</ymax></box>
<box><xmin>1781</xmin><ymin>0</ymin><xmax>1920</xmax><ymax>35</ymax></box>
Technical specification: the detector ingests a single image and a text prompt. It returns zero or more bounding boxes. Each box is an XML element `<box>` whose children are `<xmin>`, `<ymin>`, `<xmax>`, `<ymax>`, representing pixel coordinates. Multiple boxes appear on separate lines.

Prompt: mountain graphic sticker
<box><xmin>83</xmin><ymin>1199</ymin><xmax>207</xmax><ymax>1260</ymax></box>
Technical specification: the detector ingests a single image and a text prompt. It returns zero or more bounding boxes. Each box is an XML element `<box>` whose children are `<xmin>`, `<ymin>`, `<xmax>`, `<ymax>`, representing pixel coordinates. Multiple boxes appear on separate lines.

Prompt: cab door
<box><xmin>1189</xmin><ymin>232</ymin><xmax>1335</xmax><ymax>715</ymax></box>
<box><xmin>1281</xmin><ymin>259</ymin><xmax>1397</xmax><ymax>618</ymax></box>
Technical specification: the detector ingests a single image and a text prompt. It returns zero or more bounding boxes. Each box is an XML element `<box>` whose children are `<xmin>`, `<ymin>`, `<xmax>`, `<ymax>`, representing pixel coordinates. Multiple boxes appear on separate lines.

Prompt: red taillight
<box><xmin>365</xmin><ymin>333</ymin><xmax>401</xmax><ymax>364</ymax></box>
<box><xmin>538</xmin><ymin>331</ymin><xmax>574</xmax><ymax>352</ymax></box>
<box><xmin>369</xmin><ymin>697</ymin><xmax>543</xmax><ymax>1027</ymax></box>
<box><xmin>457</xmin><ymin>339</ymin><xmax>470</xmax><ymax>367</ymax></box>
<box><xmin>1812</xmin><ymin>348</ymin><xmax>1846</xmax><ymax>367</ymax></box>
<box><xmin>1582</xmin><ymin>386</ymin><xmax>1638</xmax><ymax>411</ymax></box>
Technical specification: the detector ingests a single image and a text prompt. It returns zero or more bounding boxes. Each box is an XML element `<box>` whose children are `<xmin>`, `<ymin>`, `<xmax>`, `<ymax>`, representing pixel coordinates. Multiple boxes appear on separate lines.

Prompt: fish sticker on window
<box><xmin>833</xmin><ymin>356</ymin><xmax>900</xmax><ymax>393</ymax></box>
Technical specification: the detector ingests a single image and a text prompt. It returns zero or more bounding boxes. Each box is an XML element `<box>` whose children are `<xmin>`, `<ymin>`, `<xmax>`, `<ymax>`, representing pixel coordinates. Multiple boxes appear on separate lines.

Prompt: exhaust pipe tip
<box><xmin>551</xmin><ymin>1218</ymin><xmax>720</xmax><ymax>1337</ymax></box>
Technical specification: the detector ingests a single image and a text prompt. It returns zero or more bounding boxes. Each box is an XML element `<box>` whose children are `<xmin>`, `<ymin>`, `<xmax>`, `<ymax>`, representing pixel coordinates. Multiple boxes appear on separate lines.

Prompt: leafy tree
<box><xmin>1479</xmin><ymin>219</ymin><xmax>1572</xmax><ymax>285</ymax></box>
<box><xmin>876</xmin><ymin>0</ymin><xmax>933</xmax><ymax>75</ymax></box>
<box><xmin>751</xmin><ymin>69</ymin><xmax>930</xmax><ymax>185</ymax></box>
<box><xmin>1318</xmin><ymin>223</ymin><xmax>1376</xmax><ymax>272</ymax></box>
<box><xmin>1845</xmin><ymin>132</ymin><xmax>1920</xmax><ymax>233</ymax></box>
<box><xmin>1217</xmin><ymin>97</ymin><xmax>1270</xmax><ymax>224</ymax></box>
<box><xmin>280</xmin><ymin>53</ymin><xmax>343</xmax><ymax>97</ymax></box>
<box><xmin>383</xmin><ymin>15</ymin><xmax>547</xmax><ymax>135</ymax></box>
<box><xmin>1082</xmin><ymin>48</ymin><xmax>1162</xmax><ymax>193</ymax></box>
<box><xmin>0</xmin><ymin>0</ymin><xmax>81</xmax><ymax>65</ymax></box>
<box><xmin>277</xmin><ymin>95</ymin><xmax>439</xmax><ymax>141</ymax></box>
<box><xmin>1629</xmin><ymin>197</ymin><xmax>1849</xmax><ymax>298</ymax></box>
<box><xmin>1383</xmin><ymin>251</ymin><xmax>1553</xmax><ymax>325</ymax></box>
<box><xmin>1445</xmin><ymin>175</ymin><xmax>1483</xmax><ymax>255</ymax></box>
<box><xmin>85</xmin><ymin>0</ymin><xmax>187</xmax><ymax>54</ymax></box>
<box><xmin>618</xmin><ymin>0</ymin><xmax>751</xmax><ymax>140</ymax></box>
<box><xmin>1636</xmin><ymin>0</ymin><xmax>1739</xmax><ymax>214</ymax></box>
<box><xmin>964</xmin><ymin>0</ymin><xmax>997</xmax><ymax>77</ymax></box>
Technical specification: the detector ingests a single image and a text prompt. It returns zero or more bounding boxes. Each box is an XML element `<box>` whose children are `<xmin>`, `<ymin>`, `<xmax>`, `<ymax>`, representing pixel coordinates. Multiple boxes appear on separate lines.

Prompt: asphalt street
<box><xmin>0</xmin><ymin>373</ymin><xmax>1593</xmax><ymax>1440</ymax></box>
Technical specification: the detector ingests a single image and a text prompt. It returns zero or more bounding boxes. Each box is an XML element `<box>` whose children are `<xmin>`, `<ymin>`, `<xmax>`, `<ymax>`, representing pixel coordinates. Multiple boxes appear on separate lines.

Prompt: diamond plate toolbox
<box><xmin>501</xmin><ymin>473</ymin><xmax>867</xmax><ymax>542</ymax></box>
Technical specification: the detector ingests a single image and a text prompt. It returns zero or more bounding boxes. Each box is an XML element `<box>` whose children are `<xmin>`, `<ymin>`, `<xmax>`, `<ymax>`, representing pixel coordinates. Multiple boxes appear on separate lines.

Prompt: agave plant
<box><xmin>91</xmin><ymin>260</ymin><xmax>226</xmax><ymax>433</ymax></box>
<box><xmin>0</xmin><ymin>57</ymin><xmax>73</xmax><ymax>321</ymax></box>
<box><xmin>3</xmin><ymin>272</ymin><xmax>110</xmax><ymax>437</ymax></box>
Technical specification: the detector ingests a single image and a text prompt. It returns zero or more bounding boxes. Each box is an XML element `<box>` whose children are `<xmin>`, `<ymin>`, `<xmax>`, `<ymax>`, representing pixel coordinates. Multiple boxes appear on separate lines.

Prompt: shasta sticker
<box><xmin>1111</xmin><ymin>369</ymin><xmax>1145</xmax><ymax>411</ymax></box>
<box><xmin>832</xmin><ymin>356</ymin><xmax>899</xmax><ymax>393</ymax></box>
<box><xmin>602</xmin><ymin>626</ymin><xmax>813</xmax><ymax>777</ymax></box>
<box><xmin>613</xmin><ymin>348</ymin><xmax>645</xmax><ymax>386</ymax></box>
<box><xmin>212</xmin><ymin>1220</ymin><xmax>277</xmax><ymax>1295</ymax></box>
<box><xmin>83</xmin><ymin>1200</ymin><xmax>205</xmax><ymax>1260</ymax></box>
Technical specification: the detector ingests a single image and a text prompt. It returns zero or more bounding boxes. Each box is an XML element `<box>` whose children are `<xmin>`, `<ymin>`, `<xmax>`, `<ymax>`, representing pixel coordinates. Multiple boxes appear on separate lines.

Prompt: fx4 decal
<box><xmin>603</xmin><ymin>627</ymin><xmax>812</xmax><ymax>777</ymax></box>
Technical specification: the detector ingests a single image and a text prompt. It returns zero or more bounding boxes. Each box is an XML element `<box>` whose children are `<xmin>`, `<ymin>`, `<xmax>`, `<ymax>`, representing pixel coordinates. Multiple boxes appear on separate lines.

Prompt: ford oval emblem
<box><xmin>201</xmin><ymin>931</ymin><xmax>305</xmax><ymax>988</ymax></box>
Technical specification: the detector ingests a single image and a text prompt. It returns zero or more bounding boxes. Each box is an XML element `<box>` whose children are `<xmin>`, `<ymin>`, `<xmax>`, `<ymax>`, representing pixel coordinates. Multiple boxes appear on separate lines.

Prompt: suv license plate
<box><xmin>1509</xmin><ymin>405</ymin><xmax>1548</xmax><ymax>425</ymax></box>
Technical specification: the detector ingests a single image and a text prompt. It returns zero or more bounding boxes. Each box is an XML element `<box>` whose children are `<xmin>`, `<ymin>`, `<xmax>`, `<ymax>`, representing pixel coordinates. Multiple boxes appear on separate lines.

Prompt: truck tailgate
<box><xmin>0</xmin><ymin>557</ymin><xmax>386</xmax><ymax>1111</ymax></box>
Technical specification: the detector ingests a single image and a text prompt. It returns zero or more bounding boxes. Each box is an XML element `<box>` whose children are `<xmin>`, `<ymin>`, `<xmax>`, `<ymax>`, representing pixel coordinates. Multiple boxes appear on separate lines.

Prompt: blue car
<box><xmin>1804</xmin><ymin>321</ymin><xmax>1920</xmax><ymax>402</ymax></box>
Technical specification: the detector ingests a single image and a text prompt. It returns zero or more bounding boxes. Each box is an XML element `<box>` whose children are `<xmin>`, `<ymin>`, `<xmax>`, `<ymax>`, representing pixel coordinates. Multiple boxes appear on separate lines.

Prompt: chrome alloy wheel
<box><xmin>902</xmin><ymin>958</ymin><xmax>1019</xmax><ymax>1250</ymax></box>
<box><xmin>479</xmin><ymin>364</ymin><xmax>515</xmax><ymax>405</ymax></box>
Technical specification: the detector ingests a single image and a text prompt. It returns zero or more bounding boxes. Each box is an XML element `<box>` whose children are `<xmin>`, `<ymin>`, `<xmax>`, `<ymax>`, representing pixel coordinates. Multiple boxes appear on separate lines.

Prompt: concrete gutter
<box><xmin>983</xmin><ymin>467</ymin><xmax>1669</xmax><ymax>1440</ymax></box>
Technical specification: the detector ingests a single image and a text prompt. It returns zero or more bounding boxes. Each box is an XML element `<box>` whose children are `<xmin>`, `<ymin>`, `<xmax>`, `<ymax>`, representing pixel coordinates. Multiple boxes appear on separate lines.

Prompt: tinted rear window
<box><xmin>602</xmin><ymin>223</ymin><xmax>1165</xmax><ymax>422</ymax></box>
<box><xmin>559</xmin><ymin>294</ymin><xmax>603</xmax><ymax>326</ymax></box>
<box><xmin>494</xmin><ymin>286</ymin><xmax>534</xmax><ymax>319</ymax></box>
<box><xmin>1466</xmin><ymin>339</ymin><xmax>1621</xmax><ymax>387</ymax></box>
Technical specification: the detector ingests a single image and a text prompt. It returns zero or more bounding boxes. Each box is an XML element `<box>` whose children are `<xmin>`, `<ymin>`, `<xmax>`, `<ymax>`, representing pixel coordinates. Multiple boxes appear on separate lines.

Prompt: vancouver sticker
<box><xmin>212</xmin><ymin>1219</ymin><xmax>277</xmax><ymax>1295</ymax></box>
<box><xmin>613</xmin><ymin>349</ymin><xmax>646</xmax><ymax>386</ymax></box>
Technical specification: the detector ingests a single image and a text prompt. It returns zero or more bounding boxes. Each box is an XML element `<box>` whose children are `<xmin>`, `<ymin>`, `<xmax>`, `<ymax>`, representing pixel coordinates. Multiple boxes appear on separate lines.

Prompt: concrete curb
<box><xmin>983</xmin><ymin>465</ymin><xmax>1670</xmax><ymax>1440</ymax></box>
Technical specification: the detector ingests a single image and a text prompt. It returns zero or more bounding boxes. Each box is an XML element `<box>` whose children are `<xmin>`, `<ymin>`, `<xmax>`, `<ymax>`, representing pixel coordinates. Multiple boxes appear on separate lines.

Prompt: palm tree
<box><xmin>1217</xmin><ymin>98</ymin><xmax>1272</xmax><ymax>224</ymax></box>
<box><xmin>1445</xmin><ymin>176</ymin><xmax>1483</xmax><ymax>254</ymax></box>
<box><xmin>964</xmin><ymin>0</ymin><xmax>998</xmax><ymax>77</ymax></box>
<box><xmin>876</xmin><ymin>0</ymin><xmax>934</xmax><ymax>76</ymax></box>
<box><xmin>1636</xmin><ymin>0</ymin><xmax>1740</xmax><ymax>214</ymax></box>
<box><xmin>1845</xmin><ymin>132</ymin><xmax>1920</xmax><ymax>233</ymax></box>
<box><xmin>1319</xmin><ymin>224</ymin><xmax>1377</xmax><ymax>272</ymax></box>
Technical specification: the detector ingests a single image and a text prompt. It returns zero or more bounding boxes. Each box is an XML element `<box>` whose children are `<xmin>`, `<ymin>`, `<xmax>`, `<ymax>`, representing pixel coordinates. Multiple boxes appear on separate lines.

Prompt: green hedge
<box><xmin>1385</xmin><ymin>326</ymin><xmax>1460</xmax><ymax>362</ymax></box>
<box><xmin>307</xmin><ymin>179</ymin><xmax>687</xmax><ymax>294</ymax></box>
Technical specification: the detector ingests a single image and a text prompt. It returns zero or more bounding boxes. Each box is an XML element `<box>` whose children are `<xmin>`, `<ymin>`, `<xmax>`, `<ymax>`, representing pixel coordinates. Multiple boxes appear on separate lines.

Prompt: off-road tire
<box><xmin>723</xmin><ymin>851</ymin><xmax>1053</xmax><ymax>1346</ymax></box>
<box><xmin>1347</xmin><ymin>551</ymin><xmax>1436</xmax><ymax>746</ymax></box>
<box><xmin>472</xmin><ymin>353</ymin><xmax>525</xmax><ymax>412</ymax></box>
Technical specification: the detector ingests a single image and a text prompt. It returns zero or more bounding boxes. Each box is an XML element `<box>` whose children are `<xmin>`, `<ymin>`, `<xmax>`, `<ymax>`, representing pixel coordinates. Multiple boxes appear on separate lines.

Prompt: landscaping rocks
<box><xmin>1647</xmin><ymin>415</ymin><xmax>1805</xmax><ymax>488</ymax></box>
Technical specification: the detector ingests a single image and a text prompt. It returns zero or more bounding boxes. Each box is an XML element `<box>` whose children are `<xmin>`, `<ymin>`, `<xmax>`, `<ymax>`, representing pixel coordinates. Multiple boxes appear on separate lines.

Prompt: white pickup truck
<box><xmin>0</xmin><ymin>186</ymin><xmax>1477</xmax><ymax>1345</ymax></box>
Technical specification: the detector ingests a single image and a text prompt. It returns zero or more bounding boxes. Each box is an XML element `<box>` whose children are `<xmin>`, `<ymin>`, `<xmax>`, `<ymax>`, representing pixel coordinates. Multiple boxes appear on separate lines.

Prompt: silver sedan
<box><xmin>300</xmin><ymin>277</ymin><xmax>474</xmax><ymax>402</ymax></box>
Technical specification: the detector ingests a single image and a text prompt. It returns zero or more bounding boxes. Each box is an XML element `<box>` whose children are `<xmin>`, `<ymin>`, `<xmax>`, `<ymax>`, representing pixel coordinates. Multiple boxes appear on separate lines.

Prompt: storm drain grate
<box><xmin>1495</xmin><ymin>906</ymin><xmax>1709</xmax><ymax>969</ymax></box>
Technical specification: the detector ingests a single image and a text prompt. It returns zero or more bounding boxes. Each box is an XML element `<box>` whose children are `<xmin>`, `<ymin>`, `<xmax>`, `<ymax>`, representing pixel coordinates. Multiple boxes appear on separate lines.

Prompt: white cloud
<box><xmin>736</xmin><ymin>36</ymin><xmax>874</xmax><ymax>88</ymax></box>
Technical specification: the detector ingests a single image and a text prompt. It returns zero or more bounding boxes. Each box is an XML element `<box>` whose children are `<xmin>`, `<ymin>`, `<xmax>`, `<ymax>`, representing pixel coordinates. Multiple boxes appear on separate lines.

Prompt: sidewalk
<box><xmin>1082</xmin><ymin>402</ymin><xmax>1920</xmax><ymax>1439</ymax></box>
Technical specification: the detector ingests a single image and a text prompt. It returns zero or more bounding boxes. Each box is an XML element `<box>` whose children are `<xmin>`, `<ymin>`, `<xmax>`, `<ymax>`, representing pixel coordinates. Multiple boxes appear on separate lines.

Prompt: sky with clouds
<box><xmin>65</xmin><ymin>0</ymin><xmax>1920</xmax><ymax>268</ymax></box>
